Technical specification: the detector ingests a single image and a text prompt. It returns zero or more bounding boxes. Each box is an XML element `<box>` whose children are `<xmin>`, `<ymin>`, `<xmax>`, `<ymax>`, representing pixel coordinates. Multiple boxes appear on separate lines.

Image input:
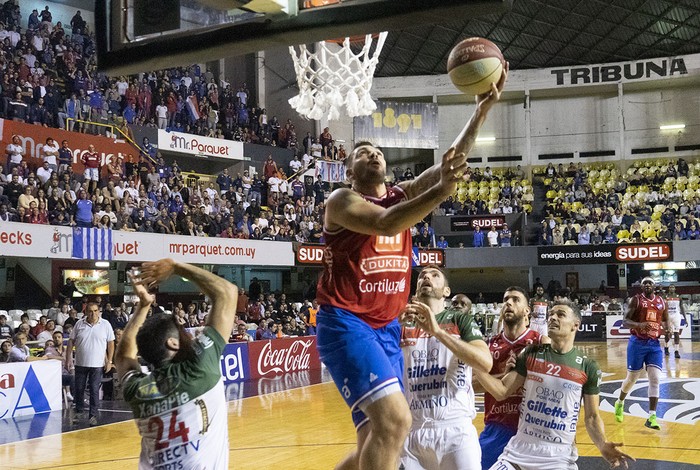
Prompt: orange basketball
<box><xmin>447</xmin><ymin>37</ymin><xmax>504</xmax><ymax>96</ymax></box>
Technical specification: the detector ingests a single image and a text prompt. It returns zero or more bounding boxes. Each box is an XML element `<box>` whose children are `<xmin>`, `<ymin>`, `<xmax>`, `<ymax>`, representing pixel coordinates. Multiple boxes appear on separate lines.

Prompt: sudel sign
<box><xmin>614</xmin><ymin>244</ymin><xmax>670</xmax><ymax>262</ymax></box>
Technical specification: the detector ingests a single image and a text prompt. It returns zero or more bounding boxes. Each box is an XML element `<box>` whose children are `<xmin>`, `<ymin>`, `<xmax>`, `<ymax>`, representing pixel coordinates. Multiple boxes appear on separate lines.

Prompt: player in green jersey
<box><xmin>475</xmin><ymin>299</ymin><xmax>634</xmax><ymax>470</ymax></box>
<box><xmin>115</xmin><ymin>259</ymin><xmax>238</xmax><ymax>470</ymax></box>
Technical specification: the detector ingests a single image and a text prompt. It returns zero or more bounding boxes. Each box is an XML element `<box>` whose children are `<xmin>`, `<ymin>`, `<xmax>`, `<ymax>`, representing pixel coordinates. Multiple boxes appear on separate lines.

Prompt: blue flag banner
<box><xmin>72</xmin><ymin>227</ymin><xmax>113</xmax><ymax>260</ymax></box>
<box><xmin>315</xmin><ymin>160</ymin><xmax>346</xmax><ymax>183</ymax></box>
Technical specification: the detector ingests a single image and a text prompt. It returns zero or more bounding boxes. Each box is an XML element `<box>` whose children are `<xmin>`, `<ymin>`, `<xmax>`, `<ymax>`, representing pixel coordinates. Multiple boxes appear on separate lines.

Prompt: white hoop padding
<box><xmin>288</xmin><ymin>32</ymin><xmax>388</xmax><ymax>121</ymax></box>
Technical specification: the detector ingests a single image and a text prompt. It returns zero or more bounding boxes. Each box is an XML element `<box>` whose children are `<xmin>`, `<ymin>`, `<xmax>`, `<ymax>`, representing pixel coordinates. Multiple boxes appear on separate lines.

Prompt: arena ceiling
<box><xmin>374</xmin><ymin>0</ymin><xmax>700</xmax><ymax>77</ymax></box>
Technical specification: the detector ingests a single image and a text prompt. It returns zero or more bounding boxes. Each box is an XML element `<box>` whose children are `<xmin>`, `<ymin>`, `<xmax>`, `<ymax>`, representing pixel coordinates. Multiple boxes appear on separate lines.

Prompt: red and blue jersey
<box><xmin>316</xmin><ymin>185</ymin><xmax>411</xmax><ymax>328</ymax></box>
<box><xmin>484</xmin><ymin>328</ymin><xmax>542</xmax><ymax>430</ymax></box>
<box><xmin>631</xmin><ymin>293</ymin><xmax>666</xmax><ymax>340</ymax></box>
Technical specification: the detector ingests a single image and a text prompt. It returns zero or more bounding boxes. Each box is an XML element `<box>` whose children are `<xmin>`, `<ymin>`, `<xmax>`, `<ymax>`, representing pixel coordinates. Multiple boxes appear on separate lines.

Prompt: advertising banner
<box><xmin>1</xmin><ymin>118</ymin><xmax>135</xmax><ymax>172</ymax></box>
<box><xmin>247</xmin><ymin>337</ymin><xmax>321</xmax><ymax>379</ymax></box>
<box><xmin>158</xmin><ymin>129</ymin><xmax>244</xmax><ymax>160</ymax></box>
<box><xmin>0</xmin><ymin>361</ymin><xmax>63</xmax><ymax>418</ymax></box>
<box><xmin>353</xmin><ymin>101</ymin><xmax>439</xmax><ymax>149</ymax></box>
<box><xmin>0</xmin><ymin>223</ymin><xmax>72</xmax><ymax>259</ymax></box>
<box><xmin>220</xmin><ymin>343</ymin><xmax>250</xmax><ymax>385</ymax></box>
<box><xmin>606</xmin><ymin>314</ymin><xmax>692</xmax><ymax>339</ymax></box>
<box><xmin>575</xmin><ymin>315</ymin><xmax>605</xmax><ymax>341</ymax></box>
<box><xmin>411</xmin><ymin>248</ymin><xmax>445</xmax><ymax>267</ymax></box>
<box><xmin>296</xmin><ymin>244</ymin><xmax>325</xmax><ymax>265</ymax></box>
<box><xmin>450</xmin><ymin>215</ymin><xmax>506</xmax><ymax>232</ymax></box>
<box><xmin>538</xmin><ymin>243</ymin><xmax>673</xmax><ymax>266</ymax></box>
<box><xmin>0</xmin><ymin>222</ymin><xmax>295</xmax><ymax>266</ymax></box>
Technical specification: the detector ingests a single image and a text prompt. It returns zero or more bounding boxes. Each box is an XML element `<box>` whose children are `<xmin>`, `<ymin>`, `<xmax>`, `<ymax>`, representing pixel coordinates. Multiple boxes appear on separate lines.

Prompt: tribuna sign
<box><xmin>551</xmin><ymin>58</ymin><xmax>688</xmax><ymax>86</ymax></box>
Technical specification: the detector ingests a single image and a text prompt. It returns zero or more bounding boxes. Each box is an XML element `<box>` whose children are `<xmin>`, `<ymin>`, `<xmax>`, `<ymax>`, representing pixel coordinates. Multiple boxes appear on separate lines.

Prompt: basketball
<box><xmin>447</xmin><ymin>37</ymin><xmax>504</xmax><ymax>96</ymax></box>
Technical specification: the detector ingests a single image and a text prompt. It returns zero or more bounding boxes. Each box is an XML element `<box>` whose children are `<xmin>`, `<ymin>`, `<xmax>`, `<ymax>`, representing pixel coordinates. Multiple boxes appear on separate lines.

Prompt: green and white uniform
<box><xmin>400</xmin><ymin>309</ymin><xmax>485</xmax><ymax>470</ymax></box>
<box><xmin>123</xmin><ymin>327</ymin><xmax>228</xmax><ymax>470</ymax></box>
<box><xmin>490</xmin><ymin>344</ymin><xmax>602</xmax><ymax>470</ymax></box>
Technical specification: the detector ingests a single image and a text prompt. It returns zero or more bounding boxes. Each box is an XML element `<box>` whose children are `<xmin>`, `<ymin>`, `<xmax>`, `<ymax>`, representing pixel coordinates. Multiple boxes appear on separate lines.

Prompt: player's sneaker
<box><xmin>664</xmin><ymin>347</ymin><xmax>670</xmax><ymax>356</ymax></box>
<box><xmin>614</xmin><ymin>401</ymin><xmax>624</xmax><ymax>423</ymax></box>
<box><xmin>675</xmin><ymin>350</ymin><xmax>681</xmax><ymax>359</ymax></box>
<box><xmin>645</xmin><ymin>415</ymin><xmax>661</xmax><ymax>430</ymax></box>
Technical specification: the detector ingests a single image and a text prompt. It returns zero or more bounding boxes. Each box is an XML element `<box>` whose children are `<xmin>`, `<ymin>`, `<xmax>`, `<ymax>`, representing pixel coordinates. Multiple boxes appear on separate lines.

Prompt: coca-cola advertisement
<box><xmin>247</xmin><ymin>337</ymin><xmax>322</xmax><ymax>379</ymax></box>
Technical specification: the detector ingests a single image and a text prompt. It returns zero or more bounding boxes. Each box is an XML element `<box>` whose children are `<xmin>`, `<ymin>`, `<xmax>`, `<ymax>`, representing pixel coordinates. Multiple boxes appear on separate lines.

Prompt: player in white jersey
<box><xmin>475</xmin><ymin>299</ymin><xmax>634</xmax><ymax>470</ymax></box>
<box><xmin>399</xmin><ymin>266</ymin><xmax>492</xmax><ymax>470</ymax></box>
<box><xmin>115</xmin><ymin>260</ymin><xmax>238</xmax><ymax>470</ymax></box>
<box><xmin>529</xmin><ymin>286</ymin><xmax>549</xmax><ymax>337</ymax></box>
<box><xmin>664</xmin><ymin>284</ymin><xmax>685</xmax><ymax>359</ymax></box>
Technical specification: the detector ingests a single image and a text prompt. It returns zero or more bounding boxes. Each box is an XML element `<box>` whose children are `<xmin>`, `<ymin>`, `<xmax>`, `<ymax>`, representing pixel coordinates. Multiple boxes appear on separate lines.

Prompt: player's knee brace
<box><xmin>647</xmin><ymin>366</ymin><xmax>661</xmax><ymax>397</ymax></box>
<box><xmin>621</xmin><ymin>370</ymin><xmax>643</xmax><ymax>394</ymax></box>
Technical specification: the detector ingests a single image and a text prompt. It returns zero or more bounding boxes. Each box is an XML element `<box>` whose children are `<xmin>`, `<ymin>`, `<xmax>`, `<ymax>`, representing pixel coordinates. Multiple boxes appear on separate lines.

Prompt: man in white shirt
<box><xmin>66</xmin><ymin>303</ymin><xmax>115</xmax><ymax>426</ymax></box>
<box><xmin>289</xmin><ymin>155</ymin><xmax>302</xmax><ymax>174</ymax></box>
<box><xmin>155</xmin><ymin>101</ymin><xmax>168</xmax><ymax>129</ymax></box>
<box><xmin>311</xmin><ymin>139</ymin><xmax>323</xmax><ymax>159</ymax></box>
<box><xmin>42</xmin><ymin>137</ymin><xmax>60</xmax><ymax>172</ymax></box>
<box><xmin>37</xmin><ymin>161</ymin><xmax>53</xmax><ymax>184</ymax></box>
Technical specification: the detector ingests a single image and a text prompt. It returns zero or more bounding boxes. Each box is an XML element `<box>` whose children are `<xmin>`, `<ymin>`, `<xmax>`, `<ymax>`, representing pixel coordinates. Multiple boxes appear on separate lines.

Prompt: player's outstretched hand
<box><xmin>410</xmin><ymin>301</ymin><xmax>440</xmax><ymax>336</ymax></box>
<box><xmin>128</xmin><ymin>270</ymin><xmax>154</xmax><ymax>307</ymax></box>
<box><xmin>140</xmin><ymin>258</ymin><xmax>176</xmax><ymax>288</ymax></box>
<box><xmin>476</xmin><ymin>61</ymin><xmax>508</xmax><ymax>111</ymax></box>
<box><xmin>438</xmin><ymin>147</ymin><xmax>468</xmax><ymax>197</ymax></box>
<box><xmin>601</xmin><ymin>441</ymin><xmax>635</xmax><ymax>469</ymax></box>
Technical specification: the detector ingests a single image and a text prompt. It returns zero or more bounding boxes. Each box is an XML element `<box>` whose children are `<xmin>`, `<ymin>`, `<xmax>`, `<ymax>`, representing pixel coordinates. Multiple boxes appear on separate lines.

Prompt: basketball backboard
<box><xmin>96</xmin><ymin>0</ymin><xmax>512</xmax><ymax>75</ymax></box>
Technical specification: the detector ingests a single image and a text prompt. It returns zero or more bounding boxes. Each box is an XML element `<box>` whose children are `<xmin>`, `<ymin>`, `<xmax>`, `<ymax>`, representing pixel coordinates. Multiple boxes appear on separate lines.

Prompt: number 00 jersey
<box><xmin>123</xmin><ymin>327</ymin><xmax>228</xmax><ymax>470</ymax></box>
<box><xmin>484</xmin><ymin>328</ymin><xmax>542</xmax><ymax>430</ymax></box>
<box><xmin>400</xmin><ymin>309</ymin><xmax>485</xmax><ymax>426</ymax></box>
<box><xmin>316</xmin><ymin>185</ymin><xmax>412</xmax><ymax>328</ymax></box>
<box><xmin>514</xmin><ymin>344</ymin><xmax>601</xmax><ymax>446</ymax></box>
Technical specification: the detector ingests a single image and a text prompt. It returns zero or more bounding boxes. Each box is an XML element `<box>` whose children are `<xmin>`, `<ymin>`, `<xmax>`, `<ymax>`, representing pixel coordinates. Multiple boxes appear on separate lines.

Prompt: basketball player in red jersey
<box><xmin>478</xmin><ymin>286</ymin><xmax>547</xmax><ymax>469</ymax></box>
<box><xmin>315</xmin><ymin>68</ymin><xmax>508</xmax><ymax>470</ymax></box>
<box><xmin>614</xmin><ymin>277</ymin><xmax>668</xmax><ymax>430</ymax></box>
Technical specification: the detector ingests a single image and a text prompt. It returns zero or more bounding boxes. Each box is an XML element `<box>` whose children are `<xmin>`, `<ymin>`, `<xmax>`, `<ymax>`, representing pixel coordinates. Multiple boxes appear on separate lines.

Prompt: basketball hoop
<box><xmin>288</xmin><ymin>31</ymin><xmax>388</xmax><ymax>121</ymax></box>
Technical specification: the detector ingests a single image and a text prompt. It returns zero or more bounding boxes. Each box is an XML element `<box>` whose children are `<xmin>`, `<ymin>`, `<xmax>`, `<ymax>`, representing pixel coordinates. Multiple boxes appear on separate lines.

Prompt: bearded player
<box><xmin>115</xmin><ymin>260</ymin><xmax>238</xmax><ymax>469</ymax></box>
<box><xmin>475</xmin><ymin>300</ymin><xmax>633</xmax><ymax>470</ymax></box>
<box><xmin>399</xmin><ymin>266</ymin><xmax>492</xmax><ymax>469</ymax></box>
<box><xmin>614</xmin><ymin>277</ymin><xmax>668</xmax><ymax>430</ymax></box>
<box><xmin>316</xmin><ymin>68</ymin><xmax>507</xmax><ymax>470</ymax></box>
<box><xmin>479</xmin><ymin>286</ymin><xmax>547</xmax><ymax>470</ymax></box>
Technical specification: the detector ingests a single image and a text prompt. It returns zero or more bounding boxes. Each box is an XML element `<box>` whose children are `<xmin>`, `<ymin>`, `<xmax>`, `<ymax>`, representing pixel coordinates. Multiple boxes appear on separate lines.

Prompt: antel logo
<box><xmin>615</xmin><ymin>244</ymin><xmax>671</xmax><ymax>262</ymax></box>
<box><xmin>297</xmin><ymin>245</ymin><xmax>324</xmax><ymax>264</ymax></box>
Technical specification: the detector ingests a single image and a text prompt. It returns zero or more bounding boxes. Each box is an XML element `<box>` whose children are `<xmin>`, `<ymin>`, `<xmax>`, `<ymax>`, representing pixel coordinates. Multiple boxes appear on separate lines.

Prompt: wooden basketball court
<box><xmin>1</xmin><ymin>340</ymin><xmax>699</xmax><ymax>469</ymax></box>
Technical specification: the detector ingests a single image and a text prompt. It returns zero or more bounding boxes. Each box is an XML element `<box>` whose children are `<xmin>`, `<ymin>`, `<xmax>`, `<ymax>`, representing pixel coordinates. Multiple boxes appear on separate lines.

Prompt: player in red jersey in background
<box><xmin>479</xmin><ymin>286</ymin><xmax>546</xmax><ymax>470</ymax></box>
<box><xmin>315</xmin><ymin>69</ymin><xmax>508</xmax><ymax>470</ymax></box>
<box><xmin>614</xmin><ymin>277</ymin><xmax>668</xmax><ymax>430</ymax></box>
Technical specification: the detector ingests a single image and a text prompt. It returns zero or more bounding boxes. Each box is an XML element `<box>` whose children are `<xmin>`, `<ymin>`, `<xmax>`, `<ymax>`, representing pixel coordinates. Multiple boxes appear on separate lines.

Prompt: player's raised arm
<box><xmin>326</xmin><ymin>147</ymin><xmax>464</xmax><ymax>236</ymax></box>
<box><xmin>473</xmin><ymin>368</ymin><xmax>524</xmax><ymax>402</ymax></box>
<box><xmin>401</xmin><ymin>63</ymin><xmax>508</xmax><ymax>200</ymax></box>
<box><xmin>115</xmin><ymin>271</ymin><xmax>154</xmax><ymax>382</ymax></box>
<box><xmin>140</xmin><ymin>259</ymin><xmax>238</xmax><ymax>341</ymax></box>
<box><xmin>410</xmin><ymin>301</ymin><xmax>492</xmax><ymax>373</ymax></box>
<box><xmin>583</xmin><ymin>393</ymin><xmax>635</xmax><ymax>468</ymax></box>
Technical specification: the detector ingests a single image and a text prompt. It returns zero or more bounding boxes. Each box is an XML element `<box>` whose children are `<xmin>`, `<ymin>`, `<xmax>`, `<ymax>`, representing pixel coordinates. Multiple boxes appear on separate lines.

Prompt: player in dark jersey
<box><xmin>614</xmin><ymin>277</ymin><xmax>668</xmax><ymax>430</ymax></box>
<box><xmin>475</xmin><ymin>300</ymin><xmax>634</xmax><ymax>470</ymax></box>
<box><xmin>316</xmin><ymin>69</ymin><xmax>508</xmax><ymax>470</ymax></box>
<box><xmin>115</xmin><ymin>260</ymin><xmax>238</xmax><ymax>470</ymax></box>
<box><xmin>479</xmin><ymin>286</ymin><xmax>545</xmax><ymax>469</ymax></box>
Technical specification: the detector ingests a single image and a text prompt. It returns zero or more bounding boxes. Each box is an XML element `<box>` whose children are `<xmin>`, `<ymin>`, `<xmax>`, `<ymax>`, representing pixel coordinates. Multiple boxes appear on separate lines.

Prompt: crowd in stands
<box><xmin>538</xmin><ymin>159</ymin><xmax>700</xmax><ymax>245</ymax></box>
<box><xmin>1</xmin><ymin>2</ymin><xmax>350</xmax><ymax>161</ymax></box>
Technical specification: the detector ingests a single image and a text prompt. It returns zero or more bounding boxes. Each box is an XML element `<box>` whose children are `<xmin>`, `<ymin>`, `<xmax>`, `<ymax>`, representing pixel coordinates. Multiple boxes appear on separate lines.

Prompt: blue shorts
<box><xmin>479</xmin><ymin>422</ymin><xmax>516</xmax><ymax>470</ymax></box>
<box><xmin>316</xmin><ymin>306</ymin><xmax>404</xmax><ymax>430</ymax></box>
<box><xmin>627</xmin><ymin>335</ymin><xmax>663</xmax><ymax>371</ymax></box>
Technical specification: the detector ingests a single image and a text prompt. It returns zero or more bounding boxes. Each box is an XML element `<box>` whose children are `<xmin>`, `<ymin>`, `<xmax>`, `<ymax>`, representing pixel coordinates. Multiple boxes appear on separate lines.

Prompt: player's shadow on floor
<box><xmin>579</xmin><ymin>457</ymin><xmax>699</xmax><ymax>469</ymax></box>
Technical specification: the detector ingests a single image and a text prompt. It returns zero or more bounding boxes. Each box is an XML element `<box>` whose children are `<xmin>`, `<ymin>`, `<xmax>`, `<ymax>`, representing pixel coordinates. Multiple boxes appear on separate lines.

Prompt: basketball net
<box><xmin>288</xmin><ymin>32</ymin><xmax>388</xmax><ymax>121</ymax></box>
